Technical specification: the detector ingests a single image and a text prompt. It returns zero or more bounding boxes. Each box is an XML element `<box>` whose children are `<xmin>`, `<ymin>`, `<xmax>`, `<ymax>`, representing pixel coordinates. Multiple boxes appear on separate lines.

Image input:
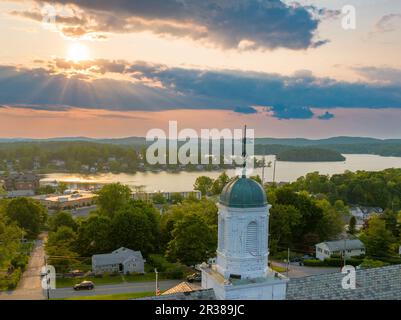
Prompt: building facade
<box><xmin>315</xmin><ymin>239</ymin><xmax>365</xmax><ymax>261</ymax></box>
<box><xmin>92</xmin><ymin>247</ymin><xmax>145</xmax><ymax>275</ymax></box>
<box><xmin>3</xmin><ymin>172</ymin><xmax>40</xmax><ymax>192</ymax></box>
<box><xmin>35</xmin><ymin>191</ymin><xmax>96</xmax><ymax>210</ymax></box>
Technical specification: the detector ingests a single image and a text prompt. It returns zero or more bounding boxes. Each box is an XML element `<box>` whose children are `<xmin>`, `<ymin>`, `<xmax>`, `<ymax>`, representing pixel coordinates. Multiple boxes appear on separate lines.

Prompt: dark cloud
<box><xmin>318</xmin><ymin>111</ymin><xmax>335</xmax><ymax>120</ymax></box>
<box><xmin>270</xmin><ymin>105</ymin><xmax>314</xmax><ymax>120</ymax></box>
<box><xmin>14</xmin><ymin>0</ymin><xmax>329</xmax><ymax>50</ymax></box>
<box><xmin>1</xmin><ymin>62</ymin><xmax>401</xmax><ymax>120</ymax></box>
<box><xmin>233</xmin><ymin>106</ymin><xmax>257</xmax><ymax>114</ymax></box>
<box><xmin>354</xmin><ymin>66</ymin><xmax>401</xmax><ymax>85</ymax></box>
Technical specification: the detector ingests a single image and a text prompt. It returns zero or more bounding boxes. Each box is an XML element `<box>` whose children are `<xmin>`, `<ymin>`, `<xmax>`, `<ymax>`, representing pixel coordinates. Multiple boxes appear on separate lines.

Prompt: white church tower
<box><xmin>201</xmin><ymin>127</ymin><xmax>288</xmax><ymax>300</ymax></box>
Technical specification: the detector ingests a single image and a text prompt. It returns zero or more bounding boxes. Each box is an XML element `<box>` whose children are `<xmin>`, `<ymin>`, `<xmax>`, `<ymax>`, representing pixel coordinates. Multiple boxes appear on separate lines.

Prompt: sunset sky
<box><xmin>0</xmin><ymin>0</ymin><xmax>401</xmax><ymax>138</ymax></box>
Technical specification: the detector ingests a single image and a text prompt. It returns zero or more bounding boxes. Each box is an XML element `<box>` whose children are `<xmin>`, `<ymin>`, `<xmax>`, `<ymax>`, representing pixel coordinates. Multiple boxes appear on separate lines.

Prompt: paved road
<box><xmin>49</xmin><ymin>280</ymin><xmax>182</xmax><ymax>299</ymax></box>
<box><xmin>271</xmin><ymin>261</ymin><xmax>339</xmax><ymax>278</ymax></box>
<box><xmin>0</xmin><ymin>234</ymin><xmax>47</xmax><ymax>300</ymax></box>
<box><xmin>49</xmin><ymin>205</ymin><xmax>97</xmax><ymax>218</ymax></box>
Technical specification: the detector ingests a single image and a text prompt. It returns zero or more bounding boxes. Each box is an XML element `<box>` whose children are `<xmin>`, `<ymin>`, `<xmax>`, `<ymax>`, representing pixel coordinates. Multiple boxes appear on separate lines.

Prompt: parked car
<box><xmin>73</xmin><ymin>281</ymin><xmax>95</xmax><ymax>291</ymax></box>
<box><xmin>186</xmin><ymin>273</ymin><xmax>202</xmax><ymax>283</ymax></box>
<box><xmin>289</xmin><ymin>257</ymin><xmax>303</xmax><ymax>263</ymax></box>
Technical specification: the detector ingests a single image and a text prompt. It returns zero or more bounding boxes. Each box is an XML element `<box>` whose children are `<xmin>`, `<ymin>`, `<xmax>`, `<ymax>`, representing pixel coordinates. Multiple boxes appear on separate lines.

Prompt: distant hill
<box><xmin>276</xmin><ymin>147</ymin><xmax>346</xmax><ymax>162</ymax></box>
<box><xmin>1</xmin><ymin>136</ymin><xmax>401</xmax><ymax>157</ymax></box>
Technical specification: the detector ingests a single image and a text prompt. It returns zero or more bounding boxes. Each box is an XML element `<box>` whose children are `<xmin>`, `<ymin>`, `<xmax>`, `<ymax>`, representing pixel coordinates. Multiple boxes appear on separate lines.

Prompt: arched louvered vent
<box><xmin>246</xmin><ymin>221</ymin><xmax>258</xmax><ymax>255</ymax></box>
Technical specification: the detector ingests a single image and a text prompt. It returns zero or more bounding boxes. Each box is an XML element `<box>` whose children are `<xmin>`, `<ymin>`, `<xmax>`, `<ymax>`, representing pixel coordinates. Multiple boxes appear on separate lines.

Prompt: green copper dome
<box><xmin>219</xmin><ymin>176</ymin><xmax>268</xmax><ymax>208</ymax></box>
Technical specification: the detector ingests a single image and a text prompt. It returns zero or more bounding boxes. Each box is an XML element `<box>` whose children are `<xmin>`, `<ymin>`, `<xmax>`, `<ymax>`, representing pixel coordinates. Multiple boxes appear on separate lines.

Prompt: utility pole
<box><xmin>273</xmin><ymin>159</ymin><xmax>277</xmax><ymax>184</ymax></box>
<box><xmin>154</xmin><ymin>268</ymin><xmax>159</xmax><ymax>296</ymax></box>
<box><xmin>343</xmin><ymin>239</ymin><xmax>347</xmax><ymax>268</ymax></box>
<box><xmin>287</xmin><ymin>248</ymin><xmax>290</xmax><ymax>276</ymax></box>
<box><xmin>44</xmin><ymin>255</ymin><xmax>50</xmax><ymax>300</ymax></box>
<box><xmin>261</xmin><ymin>157</ymin><xmax>265</xmax><ymax>185</ymax></box>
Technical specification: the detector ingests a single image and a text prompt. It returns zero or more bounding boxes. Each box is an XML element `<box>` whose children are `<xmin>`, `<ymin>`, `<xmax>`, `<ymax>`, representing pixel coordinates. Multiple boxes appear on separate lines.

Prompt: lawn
<box><xmin>271</xmin><ymin>265</ymin><xmax>287</xmax><ymax>273</ymax></box>
<box><xmin>55</xmin><ymin>272</ymin><xmax>168</xmax><ymax>288</ymax></box>
<box><xmin>57</xmin><ymin>291</ymin><xmax>155</xmax><ymax>300</ymax></box>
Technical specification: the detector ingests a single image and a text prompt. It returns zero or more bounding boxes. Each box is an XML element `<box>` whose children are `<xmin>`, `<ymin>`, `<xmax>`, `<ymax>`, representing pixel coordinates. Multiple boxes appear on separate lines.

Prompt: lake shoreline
<box><xmin>39</xmin><ymin>154</ymin><xmax>401</xmax><ymax>193</ymax></box>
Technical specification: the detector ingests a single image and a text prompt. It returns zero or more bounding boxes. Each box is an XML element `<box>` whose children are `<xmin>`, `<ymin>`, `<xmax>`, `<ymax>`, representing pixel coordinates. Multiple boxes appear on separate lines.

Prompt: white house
<box><xmin>315</xmin><ymin>239</ymin><xmax>365</xmax><ymax>261</ymax></box>
<box><xmin>92</xmin><ymin>247</ymin><xmax>145</xmax><ymax>275</ymax></box>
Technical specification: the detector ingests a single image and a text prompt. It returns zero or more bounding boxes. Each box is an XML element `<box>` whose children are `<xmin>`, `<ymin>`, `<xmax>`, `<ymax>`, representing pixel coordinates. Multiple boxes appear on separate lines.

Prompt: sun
<box><xmin>67</xmin><ymin>43</ymin><xmax>90</xmax><ymax>62</ymax></box>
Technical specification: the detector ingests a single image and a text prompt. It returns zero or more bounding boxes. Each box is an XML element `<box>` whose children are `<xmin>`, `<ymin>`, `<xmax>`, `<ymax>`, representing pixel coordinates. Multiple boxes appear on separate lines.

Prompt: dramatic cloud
<box><xmin>11</xmin><ymin>0</ymin><xmax>330</xmax><ymax>50</ymax></box>
<box><xmin>1</xmin><ymin>61</ymin><xmax>401</xmax><ymax>120</ymax></box>
<box><xmin>354</xmin><ymin>66</ymin><xmax>401</xmax><ymax>85</ymax></box>
<box><xmin>269</xmin><ymin>105</ymin><xmax>314</xmax><ymax>120</ymax></box>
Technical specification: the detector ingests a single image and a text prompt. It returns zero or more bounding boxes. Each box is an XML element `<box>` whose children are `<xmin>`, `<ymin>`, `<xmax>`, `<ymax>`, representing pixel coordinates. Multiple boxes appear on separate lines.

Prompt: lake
<box><xmin>40</xmin><ymin>154</ymin><xmax>401</xmax><ymax>192</ymax></box>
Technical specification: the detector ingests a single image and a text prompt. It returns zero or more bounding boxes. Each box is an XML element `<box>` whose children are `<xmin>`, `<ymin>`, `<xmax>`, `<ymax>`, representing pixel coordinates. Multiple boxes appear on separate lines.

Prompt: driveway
<box><xmin>271</xmin><ymin>261</ymin><xmax>339</xmax><ymax>278</ymax></box>
<box><xmin>49</xmin><ymin>280</ymin><xmax>182</xmax><ymax>299</ymax></box>
<box><xmin>0</xmin><ymin>234</ymin><xmax>46</xmax><ymax>300</ymax></box>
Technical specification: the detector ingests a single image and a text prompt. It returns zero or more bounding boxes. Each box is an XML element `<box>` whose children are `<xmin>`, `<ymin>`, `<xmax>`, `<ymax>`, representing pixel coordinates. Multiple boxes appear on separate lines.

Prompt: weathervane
<box><xmin>242</xmin><ymin>125</ymin><xmax>247</xmax><ymax>178</ymax></box>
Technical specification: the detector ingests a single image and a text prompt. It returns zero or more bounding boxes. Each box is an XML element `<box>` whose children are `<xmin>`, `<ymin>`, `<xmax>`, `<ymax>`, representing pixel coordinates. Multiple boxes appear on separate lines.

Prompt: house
<box><xmin>132</xmin><ymin>190</ymin><xmax>202</xmax><ymax>203</ymax></box>
<box><xmin>34</xmin><ymin>190</ymin><xmax>96</xmax><ymax>210</ymax></box>
<box><xmin>92</xmin><ymin>247</ymin><xmax>145</xmax><ymax>275</ymax></box>
<box><xmin>315</xmin><ymin>239</ymin><xmax>365</xmax><ymax>261</ymax></box>
<box><xmin>51</xmin><ymin>159</ymin><xmax>66</xmax><ymax>167</ymax></box>
<box><xmin>3</xmin><ymin>172</ymin><xmax>40</xmax><ymax>193</ymax></box>
<box><xmin>350</xmin><ymin>206</ymin><xmax>383</xmax><ymax>220</ymax></box>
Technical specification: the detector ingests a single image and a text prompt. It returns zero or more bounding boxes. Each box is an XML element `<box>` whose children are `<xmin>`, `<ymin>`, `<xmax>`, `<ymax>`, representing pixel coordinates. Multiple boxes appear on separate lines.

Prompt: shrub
<box><xmin>378</xmin><ymin>256</ymin><xmax>401</xmax><ymax>265</ymax></box>
<box><xmin>148</xmin><ymin>254</ymin><xmax>186</xmax><ymax>279</ymax></box>
<box><xmin>148</xmin><ymin>254</ymin><xmax>170</xmax><ymax>272</ymax></box>
<box><xmin>303</xmin><ymin>259</ymin><xmax>326</xmax><ymax>267</ymax></box>
<box><xmin>7</xmin><ymin>269</ymin><xmax>22</xmax><ymax>290</ymax></box>
<box><xmin>360</xmin><ymin>258</ymin><xmax>388</xmax><ymax>269</ymax></box>
<box><xmin>346</xmin><ymin>258</ymin><xmax>364</xmax><ymax>267</ymax></box>
<box><xmin>165</xmin><ymin>263</ymin><xmax>185</xmax><ymax>279</ymax></box>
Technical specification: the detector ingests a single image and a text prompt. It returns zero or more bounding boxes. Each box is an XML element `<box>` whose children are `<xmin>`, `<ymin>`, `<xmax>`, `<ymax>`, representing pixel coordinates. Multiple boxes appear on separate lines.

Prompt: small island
<box><xmin>276</xmin><ymin>147</ymin><xmax>346</xmax><ymax>162</ymax></box>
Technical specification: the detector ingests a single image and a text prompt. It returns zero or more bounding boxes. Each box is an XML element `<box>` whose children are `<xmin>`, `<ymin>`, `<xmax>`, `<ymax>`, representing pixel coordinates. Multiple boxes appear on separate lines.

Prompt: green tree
<box><xmin>269</xmin><ymin>204</ymin><xmax>301</xmax><ymax>251</ymax></box>
<box><xmin>161</xmin><ymin>199</ymin><xmax>218</xmax><ymax>251</ymax></box>
<box><xmin>170</xmin><ymin>193</ymin><xmax>184</xmax><ymax>204</ymax></box>
<box><xmin>381</xmin><ymin>209</ymin><xmax>400</xmax><ymax>239</ymax></box>
<box><xmin>211</xmin><ymin>172</ymin><xmax>230</xmax><ymax>195</ymax></box>
<box><xmin>45</xmin><ymin>226</ymin><xmax>79</xmax><ymax>273</ymax></box>
<box><xmin>194</xmin><ymin>176</ymin><xmax>214</xmax><ymax>196</ymax></box>
<box><xmin>57</xmin><ymin>182</ymin><xmax>68</xmax><ymax>194</ymax></box>
<box><xmin>360</xmin><ymin>215</ymin><xmax>396</xmax><ymax>257</ymax></box>
<box><xmin>75</xmin><ymin>214</ymin><xmax>112</xmax><ymax>256</ymax></box>
<box><xmin>274</xmin><ymin>188</ymin><xmax>324</xmax><ymax>244</ymax></box>
<box><xmin>166</xmin><ymin>213</ymin><xmax>217</xmax><ymax>266</ymax></box>
<box><xmin>49</xmin><ymin>211</ymin><xmax>77</xmax><ymax>232</ymax></box>
<box><xmin>152</xmin><ymin>193</ymin><xmax>167</xmax><ymax>205</ymax></box>
<box><xmin>250</xmin><ymin>175</ymin><xmax>263</xmax><ymax>185</ymax></box>
<box><xmin>315</xmin><ymin>199</ymin><xmax>345</xmax><ymax>240</ymax></box>
<box><xmin>37</xmin><ymin>185</ymin><xmax>56</xmax><ymax>195</ymax></box>
<box><xmin>109</xmin><ymin>202</ymin><xmax>159</xmax><ymax>256</ymax></box>
<box><xmin>348</xmin><ymin>216</ymin><xmax>357</xmax><ymax>235</ymax></box>
<box><xmin>6</xmin><ymin>198</ymin><xmax>47</xmax><ymax>238</ymax></box>
<box><xmin>96</xmin><ymin>183</ymin><xmax>132</xmax><ymax>218</ymax></box>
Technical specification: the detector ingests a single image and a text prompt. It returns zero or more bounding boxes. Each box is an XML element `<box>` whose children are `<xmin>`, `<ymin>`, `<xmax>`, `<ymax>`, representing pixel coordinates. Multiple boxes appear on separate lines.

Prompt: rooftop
<box><xmin>92</xmin><ymin>247</ymin><xmax>143</xmax><ymax>265</ymax></box>
<box><xmin>219</xmin><ymin>177</ymin><xmax>267</xmax><ymax>208</ymax></box>
<box><xmin>287</xmin><ymin>264</ymin><xmax>401</xmax><ymax>300</ymax></box>
<box><xmin>317</xmin><ymin>239</ymin><xmax>365</xmax><ymax>251</ymax></box>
